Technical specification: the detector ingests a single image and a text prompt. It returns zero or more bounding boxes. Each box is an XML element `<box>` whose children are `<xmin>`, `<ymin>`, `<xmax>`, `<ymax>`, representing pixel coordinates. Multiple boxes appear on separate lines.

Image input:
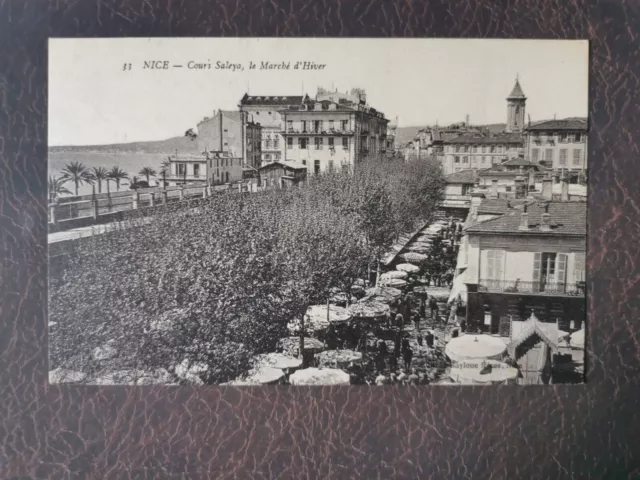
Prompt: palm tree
<box><xmin>107</xmin><ymin>166</ymin><xmax>128</xmax><ymax>191</ymax></box>
<box><xmin>159</xmin><ymin>158</ymin><xmax>171</xmax><ymax>188</ymax></box>
<box><xmin>60</xmin><ymin>161</ymin><xmax>93</xmax><ymax>196</ymax></box>
<box><xmin>48</xmin><ymin>175</ymin><xmax>72</xmax><ymax>203</ymax></box>
<box><xmin>91</xmin><ymin>166</ymin><xmax>109</xmax><ymax>194</ymax></box>
<box><xmin>139</xmin><ymin>166</ymin><xmax>157</xmax><ymax>184</ymax></box>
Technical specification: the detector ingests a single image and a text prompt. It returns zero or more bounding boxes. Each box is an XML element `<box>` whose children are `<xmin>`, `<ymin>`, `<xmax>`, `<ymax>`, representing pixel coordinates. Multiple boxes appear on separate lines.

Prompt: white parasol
<box><xmin>279</xmin><ymin>337</ymin><xmax>325</xmax><ymax>357</ymax></box>
<box><xmin>254</xmin><ymin>352</ymin><xmax>303</xmax><ymax>371</ymax></box>
<box><xmin>380</xmin><ymin>270</ymin><xmax>408</xmax><ymax>280</ymax></box>
<box><xmin>378</xmin><ymin>278</ymin><xmax>408</xmax><ymax>289</ymax></box>
<box><xmin>445</xmin><ymin>335</ymin><xmax>507</xmax><ymax>363</ymax></box>
<box><xmin>289</xmin><ymin>367</ymin><xmax>351</xmax><ymax>386</ymax></box>
<box><xmin>348</xmin><ymin>301</ymin><xmax>391</xmax><ymax>319</ymax></box>
<box><xmin>449</xmin><ymin>359</ymin><xmax>518</xmax><ymax>385</ymax></box>
<box><xmin>396</xmin><ymin>263</ymin><xmax>420</xmax><ymax>273</ymax></box>
<box><xmin>400</xmin><ymin>252</ymin><xmax>428</xmax><ymax>264</ymax></box>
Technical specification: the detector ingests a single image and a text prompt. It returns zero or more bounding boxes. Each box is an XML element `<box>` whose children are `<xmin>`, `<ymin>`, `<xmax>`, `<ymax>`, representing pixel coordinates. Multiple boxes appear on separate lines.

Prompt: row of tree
<box><xmin>49</xmin><ymin>161</ymin><xmax>167</xmax><ymax>201</ymax></box>
<box><xmin>49</xmin><ymin>155</ymin><xmax>445</xmax><ymax>384</ymax></box>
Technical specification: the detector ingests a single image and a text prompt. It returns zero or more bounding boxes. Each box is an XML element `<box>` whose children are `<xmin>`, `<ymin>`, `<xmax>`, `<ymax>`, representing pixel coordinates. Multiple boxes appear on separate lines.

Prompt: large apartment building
<box><xmin>524</xmin><ymin>119</ymin><xmax>588</xmax><ymax>172</ymax></box>
<box><xmin>280</xmin><ymin>98</ymin><xmax>389</xmax><ymax>174</ymax></box>
<box><xmin>238</xmin><ymin>94</ymin><xmax>309</xmax><ymax>165</ymax></box>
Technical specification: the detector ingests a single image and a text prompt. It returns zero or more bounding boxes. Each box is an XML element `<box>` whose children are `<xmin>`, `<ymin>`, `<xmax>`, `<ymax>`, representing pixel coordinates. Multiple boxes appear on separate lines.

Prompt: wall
<box><xmin>525</xmin><ymin>131</ymin><xmax>587</xmax><ymax>170</ymax></box>
<box><xmin>169</xmin><ymin>160</ymin><xmax>207</xmax><ymax>183</ymax></box>
<box><xmin>197</xmin><ymin>112</ymin><xmax>243</xmax><ymax>158</ymax></box>
<box><xmin>207</xmin><ymin>156</ymin><xmax>243</xmax><ymax>184</ymax></box>
<box><xmin>445</xmin><ymin>184</ymin><xmax>464</xmax><ymax>195</ymax></box>
<box><xmin>443</xmin><ymin>143</ymin><xmax>523</xmax><ymax>174</ymax></box>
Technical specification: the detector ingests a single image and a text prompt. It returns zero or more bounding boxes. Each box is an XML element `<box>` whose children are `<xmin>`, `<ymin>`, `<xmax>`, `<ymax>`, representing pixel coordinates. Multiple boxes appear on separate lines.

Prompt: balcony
<box><xmin>478</xmin><ymin>279</ymin><xmax>585</xmax><ymax>297</ymax></box>
<box><xmin>282</xmin><ymin>128</ymin><xmax>354</xmax><ymax>136</ymax></box>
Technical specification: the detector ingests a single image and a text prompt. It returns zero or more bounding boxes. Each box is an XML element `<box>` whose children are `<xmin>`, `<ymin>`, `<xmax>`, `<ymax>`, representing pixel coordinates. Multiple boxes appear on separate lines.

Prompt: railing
<box><xmin>283</xmin><ymin>129</ymin><xmax>355</xmax><ymax>136</ymax></box>
<box><xmin>478</xmin><ymin>279</ymin><xmax>585</xmax><ymax>297</ymax></box>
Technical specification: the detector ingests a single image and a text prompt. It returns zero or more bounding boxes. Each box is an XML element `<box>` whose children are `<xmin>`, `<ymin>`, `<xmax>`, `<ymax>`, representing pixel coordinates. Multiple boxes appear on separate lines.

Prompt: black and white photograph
<box><xmin>48</xmin><ymin>38</ymin><xmax>588</xmax><ymax>386</ymax></box>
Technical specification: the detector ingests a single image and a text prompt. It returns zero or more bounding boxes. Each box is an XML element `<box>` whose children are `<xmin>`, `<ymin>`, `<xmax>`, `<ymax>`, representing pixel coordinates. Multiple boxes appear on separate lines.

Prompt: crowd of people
<box><xmin>369</xmin><ymin>216</ymin><xmax>467</xmax><ymax>385</ymax></box>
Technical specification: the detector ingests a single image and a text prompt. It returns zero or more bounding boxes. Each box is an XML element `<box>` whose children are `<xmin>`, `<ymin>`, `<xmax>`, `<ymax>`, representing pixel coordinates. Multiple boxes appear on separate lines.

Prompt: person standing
<box><xmin>419</xmin><ymin>297</ymin><xmax>426</xmax><ymax>321</ymax></box>
<box><xmin>413</xmin><ymin>312</ymin><xmax>421</xmax><ymax>333</ymax></box>
<box><xmin>402</xmin><ymin>339</ymin><xmax>413</xmax><ymax>374</ymax></box>
<box><xmin>429</xmin><ymin>296</ymin><xmax>438</xmax><ymax>319</ymax></box>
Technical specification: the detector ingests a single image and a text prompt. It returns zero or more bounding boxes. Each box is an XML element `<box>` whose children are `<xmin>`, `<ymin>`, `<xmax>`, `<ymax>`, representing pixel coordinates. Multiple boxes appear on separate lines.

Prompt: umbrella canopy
<box><xmin>569</xmin><ymin>328</ymin><xmax>585</xmax><ymax>349</ymax></box>
<box><xmin>279</xmin><ymin>337</ymin><xmax>325</xmax><ymax>357</ymax></box>
<box><xmin>396</xmin><ymin>263</ymin><xmax>420</xmax><ymax>273</ymax></box>
<box><xmin>289</xmin><ymin>367</ymin><xmax>351</xmax><ymax>386</ymax></box>
<box><xmin>307</xmin><ymin>304</ymin><xmax>352</xmax><ymax>326</ymax></box>
<box><xmin>348</xmin><ymin>301</ymin><xmax>391</xmax><ymax>319</ymax></box>
<box><xmin>445</xmin><ymin>335</ymin><xmax>507</xmax><ymax>363</ymax></box>
<box><xmin>378</xmin><ymin>278</ymin><xmax>408</xmax><ymax>289</ymax></box>
<box><xmin>49</xmin><ymin>368</ymin><xmax>86</xmax><ymax>384</ymax></box>
<box><xmin>407</xmin><ymin>245</ymin><xmax>431</xmax><ymax>253</ymax></box>
<box><xmin>91</xmin><ymin>369</ymin><xmax>175</xmax><ymax>386</ymax></box>
<box><xmin>254</xmin><ymin>352</ymin><xmax>303</xmax><ymax>371</ymax></box>
<box><xmin>380</xmin><ymin>270</ymin><xmax>408</xmax><ymax>280</ymax></box>
<box><xmin>450</xmin><ymin>360</ymin><xmax>518</xmax><ymax>385</ymax></box>
<box><xmin>315</xmin><ymin>349</ymin><xmax>363</xmax><ymax>369</ymax></box>
<box><xmin>365</xmin><ymin>286</ymin><xmax>403</xmax><ymax>303</ymax></box>
<box><xmin>225</xmin><ymin>366</ymin><xmax>286</xmax><ymax>386</ymax></box>
<box><xmin>401</xmin><ymin>252</ymin><xmax>428</xmax><ymax>264</ymax></box>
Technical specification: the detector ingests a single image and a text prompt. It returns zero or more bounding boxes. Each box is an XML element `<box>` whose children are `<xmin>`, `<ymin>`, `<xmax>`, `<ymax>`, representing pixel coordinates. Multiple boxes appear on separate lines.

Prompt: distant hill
<box><xmin>50</xmin><ymin>136</ymin><xmax>200</xmax><ymax>155</ymax></box>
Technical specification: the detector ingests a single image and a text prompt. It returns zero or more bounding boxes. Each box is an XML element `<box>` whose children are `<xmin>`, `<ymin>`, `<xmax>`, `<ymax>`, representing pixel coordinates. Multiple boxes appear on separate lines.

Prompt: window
<box><xmin>574</xmin><ymin>132</ymin><xmax>582</xmax><ymax>143</ymax></box>
<box><xmin>455</xmin><ymin>146</ymin><xmax>461</xmax><ymax>153</ymax></box>
<box><xmin>454</xmin><ymin>156</ymin><xmax>460</xmax><ymax>164</ymax></box>
<box><xmin>314</xmin><ymin>120</ymin><xmax>322</xmax><ymax>132</ymax></box>
<box><xmin>490</xmin><ymin>146</ymin><xmax>496</xmax><ymax>153</ymax></box>
<box><xmin>463</xmin><ymin>146</ymin><xmax>469</xmax><ymax>153</ymax></box>
<box><xmin>342</xmin><ymin>163</ymin><xmax>349</xmax><ymax>173</ymax></box>
<box><xmin>559</xmin><ymin>133</ymin><xmax>568</xmax><ymax>143</ymax></box>
<box><xmin>177</xmin><ymin>163</ymin><xmax>186</xmax><ymax>175</ymax></box>
<box><xmin>481</xmin><ymin>146</ymin><xmax>486</xmax><ymax>153</ymax></box>
<box><xmin>287</xmin><ymin>120</ymin><xmax>293</xmax><ymax>132</ymax></box>
<box><xmin>545</xmin><ymin>149</ymin><xmax>553</xmax><ymax>162</ymax></box>
<box><xmin>302</xmin><ymin>160</ymin><xmax>307</xmax><ymax>166</ymax></box>
<box><xmin>533</xmin><ymin>252</ymin><xmax>568</xmax><ymax>292</ymax></box>
<box><xmin>559</xmin><ymin>149</ymin><xmax>568</xmax><ymax>165</ymax></box>
<box><xmin>485</xmin><ymin>250</ymin><xmax>504</xmax><ymax>281</ymax></box>
<box><xmin>572</xmin><ymin>149</ymin><xmax>581</xmax><ymax>165</ymax></box>
<box><xmin>193</xmin><ymin>164</ymin><xmax>200</xmax><ymax>177</ymax></box>
<box><xmin>266</xmin><ymin>139</ymin><xmax>272</xmax><ymax>149</ymax></box>
<box><xmin>225</xmin><ymin>172</ymin><xmax>230</xmax><ymax>183</ymax></box>
<box><xmin>299</xmin><ymin>138</ymin><xmax>308</xmax><ymax>149</ymax></box>
<box><xmin>265</xmin><ymin>153</ymin><xmax>271</xmax><ymax>161</ymax></box>
<box><xmin>302</xmin><ymin>121</ymin><xmax>308</xmax><ymax>133</ymax></box>
<box><xmin>287</xmin><ymin>137</ymin><xmax>293</xmax><ymax>149</ymax></box>
<box><xmin>482</xmin><ymin>156</ymin><xmax>487</xmax><ymax>164</ymax></box>
<box><xmin>531</xmin><ymin>148</ymin><xmax>540</xmax><ymax>162</ymax></box>
<box><xmin>315</xmin><ymin>137</ymin><xmax>323</xmax><ymax>150</ymax></box>
<box><xmin>463</xmin><ymin>156</ymin><xmax>469</xmax><ymax>164</ymax></box>
<box><xmin>328</xmin><ymin>137</ymin><xmax>334</xmax><ymax>148</ymax></box>
<box><xmin>274</xmin><ymin>138</ymin><xmax>279</xmax><ymax>149</ymax></box>
<box><xmin>341</xmin><ymin>120</ymin><xmax>348</xmax><ymax>131</ymax></box>
<box><xmin>329</xmin><ymin>120</ymin><xmax>335</xmax><ymax>131</ymax></box>
<box><xmin>574</xmin><ymin>252</ymin><xmax>586</xmax><ymax>282</ymax></box>
<box><xmin>342</xmin><ymin>137</ymin><xmax>348</xmax><ymax>150</ymax></box>
<box><xmin>314</xmin><ymin>160</ymin><xmax>321</xmax><ymax>175</ymax></box>
<box><xmin>328</xmin><ymin>159</ymin><xmax>334</xmax><ymax>170</ymax></box>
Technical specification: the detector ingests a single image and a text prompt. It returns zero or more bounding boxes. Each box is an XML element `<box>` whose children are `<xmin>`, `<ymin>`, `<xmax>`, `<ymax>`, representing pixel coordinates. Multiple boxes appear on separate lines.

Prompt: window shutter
<box><xmin>495</xmin><ymin>250</ymin><xmax>504</xmax><ymax>281</ymax></box>
<box><xmin>574</xmin><ymin>253</ymin><xmax>586</xmax><ymax>282</ymax></box>
<box><xmin>556</xmin><ymin>253</ymin><xmax>568</xmax><ymax>291</ymax></box>
<box><xmin>532</xmin><ymin>253</ymin><xmax>542</xmax><ymax>292</ymax></box>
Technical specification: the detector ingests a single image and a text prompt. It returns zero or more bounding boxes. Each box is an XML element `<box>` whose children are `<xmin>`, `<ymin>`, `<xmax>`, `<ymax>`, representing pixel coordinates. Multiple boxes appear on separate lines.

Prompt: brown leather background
<box><xmin>1</xmin><ymin>0</ymin><xmax>639</xmax><ymax>478</ymax></box>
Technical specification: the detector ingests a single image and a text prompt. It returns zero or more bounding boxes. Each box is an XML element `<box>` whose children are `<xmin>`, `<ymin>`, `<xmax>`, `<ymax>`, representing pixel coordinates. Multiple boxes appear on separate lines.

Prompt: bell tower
<box><xmin>506</xmin><ymin>77</ymin><xmax>526</xmax><ymax>133</ymax></box>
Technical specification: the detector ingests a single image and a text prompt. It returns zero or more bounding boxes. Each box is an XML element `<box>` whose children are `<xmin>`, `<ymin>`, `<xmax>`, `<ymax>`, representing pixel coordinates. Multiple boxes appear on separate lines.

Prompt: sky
<box><xmin>49</xmin><ymin>38</ymin><xmax>588</xmax><ymax>146</ymax></box>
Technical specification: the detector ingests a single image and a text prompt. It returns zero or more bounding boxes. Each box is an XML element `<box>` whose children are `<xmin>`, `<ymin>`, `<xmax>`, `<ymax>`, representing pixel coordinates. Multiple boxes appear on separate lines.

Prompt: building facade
<box><xmin>197</xmin><ymin>109</ymin><xmax>262</xmax><ymax>169</ymax></box>
<box><xmin>206</xmin><ymin>151</ymin><xmax>243</xmax><ymax>185</ymax></box>
<box><xmin>463</xmin><ymin>200</ymin><xmax>586</xmax><ymax>333</ymax></box>
<box><xmin>524</xmin><ymin>119</ymin><xmax>588</xmax><ymax>172</ymax></box>
<box><xmin>257</xmin><ymin>161</ymin><xmax>307</xmax><ymax>189</ymax></box>
<box><xmin>238</xmin><ymin>94</ymin><xmax>308</xmax><ymax>165</ymax></box>
<box><xmin>166</xmin><ymin>154</ymin><xmax>207</xmax><ymax>185</ymax></box>
<box><xmin>280</xmin><ymin>99</ymin><xmax>389</xmax><ymax>174</ymax></box>
<box><xmin>441</xmin><ymin>134</ymin><xmax>524</xmax><ymax>174</ymax></box>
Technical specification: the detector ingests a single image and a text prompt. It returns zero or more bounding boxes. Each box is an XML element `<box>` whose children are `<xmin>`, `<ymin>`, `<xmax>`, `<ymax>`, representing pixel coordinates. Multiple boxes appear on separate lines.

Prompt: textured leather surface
<box><xmin>1</xmin><ymin>1</ymin><xmax>639</xmax><ymax>478</ymax></box>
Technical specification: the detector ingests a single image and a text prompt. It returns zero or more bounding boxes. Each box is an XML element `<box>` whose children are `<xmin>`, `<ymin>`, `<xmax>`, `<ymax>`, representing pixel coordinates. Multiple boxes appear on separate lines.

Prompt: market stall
<box><xmin>445</xmin><ymin>334</ymin><xmax>507</xmax><ymax>363</ymax></box>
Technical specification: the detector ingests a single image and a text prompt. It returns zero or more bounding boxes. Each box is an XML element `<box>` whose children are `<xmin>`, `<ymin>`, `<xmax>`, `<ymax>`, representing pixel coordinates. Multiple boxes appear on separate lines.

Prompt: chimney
<box><xmin>561</xmin><ymin>175</ymin><xmax>570</xmax><ymax>201</ymax></box>
<box><xmin>518</xmin><ymin>205</ymin><xmax>529</xmax><ymax>230</ymax></box>
<box><xmin>514</xmin><ymin>176</ymin><xmax>525</xmax><ymax>199</ymax></box>
<box><xmin>470</xmin><ymin>192</ymin><xmax>485</xmax><ymax>220</ymax></box>
<box><xmin>490</xmin><ymin>179</ymin><xmax>499</xmax><ymax>199</ymax></box>
<box><xmin>540</xmin><ymin>202</ymin><xmax>551</xmax><ymax>231</ymax></box>
<box><xmin>542</xmin><ymin>178</ymin><xmax>553</xmax><ymax>200</ymax></box>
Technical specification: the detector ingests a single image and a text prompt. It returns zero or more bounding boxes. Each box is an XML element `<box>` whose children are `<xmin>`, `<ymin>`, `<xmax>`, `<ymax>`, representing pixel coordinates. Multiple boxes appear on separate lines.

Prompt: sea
<box><xmin>49</xmin><ymin>152</ymin><xmax>169</xmax><ymax>197</ymax></box>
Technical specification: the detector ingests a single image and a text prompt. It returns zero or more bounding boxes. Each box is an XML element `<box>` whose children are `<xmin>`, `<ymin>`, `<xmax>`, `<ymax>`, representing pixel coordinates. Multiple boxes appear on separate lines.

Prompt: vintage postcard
<box><xmin>48</xmin><ymin>38</ymin><xmax>588</xmax><ymax>386</ymax></box>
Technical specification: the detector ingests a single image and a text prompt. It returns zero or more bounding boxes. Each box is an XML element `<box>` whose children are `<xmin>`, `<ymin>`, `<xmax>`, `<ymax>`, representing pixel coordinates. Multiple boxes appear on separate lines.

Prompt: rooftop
<box><xmin>502</xmin><ymin>157</ymin><xmax>536</xmax><ymax>167</ymax></box>
<box><xmin>476</xmin><ymin>198</ymin><xmax>534</xmax><ymax>215</ymax></box>
<box><xmin>258</xmin><ymin>161</ymin><xmax>308</xmax><ymax>171</ymax></box>
<box><xmin>443</xmin><ymin>132</ymin><xmax>524</xmax><ymax>145</ymax></box>
<box><xmin>507</xmin><ymin>79</ymin><xmax>526</xmax><ymax>100</ymax></box>
<box><xmin>526</xmin><ymin>118</ymin><xmax>588</xmax><ymax>131</ymax></box>
<box><xmin>240</xmin><ymin>94</ymin><xmax>308</xmax><ymax>106</ymax></box>
<box><xmin>466</xmin><ymin>201</ymin><xmax>586</xmax><ymax>236</ymax></box>
<box><xmin>445</xmin><ymin>169</ymin><xmax>478</xmax><ymax>184</ymax></box>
